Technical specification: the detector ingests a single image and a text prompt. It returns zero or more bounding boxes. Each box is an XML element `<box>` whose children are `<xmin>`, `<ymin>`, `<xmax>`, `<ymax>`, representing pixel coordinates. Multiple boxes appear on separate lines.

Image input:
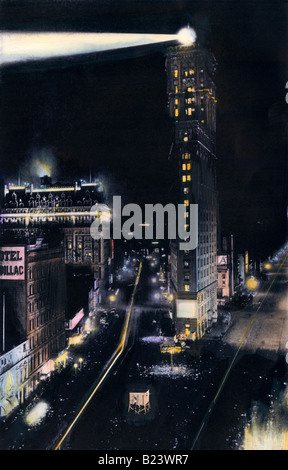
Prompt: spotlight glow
<box><xmin>177</xmin><ymin>27</ymin><xmax>197</xmax><ymax>46</ymax></box>
<box><xmin>0</xmin><ymin>28</ymin><xmax>196</xmax><ymax>65</ymax></box>
<box><xmin>0</xmin><ymin>32</ymin><xmax>179</xmax><ymax>64</ymax></box>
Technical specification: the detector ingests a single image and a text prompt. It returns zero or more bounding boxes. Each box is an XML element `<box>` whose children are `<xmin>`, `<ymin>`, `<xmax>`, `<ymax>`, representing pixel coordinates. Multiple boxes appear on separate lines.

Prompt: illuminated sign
<box><xmin>0</xmin><ymin>247</ymin><xmax>25</xmax><ymax>280</ymax></box>
<box><xmin>176</xmin><ymin>299</ymin><xmax>198</xmax><ymax>319</ymax></box>
<box><xmin>245</xmin><ymin>251</ymin><xmax>249</xmax><ymax>274</ymax></box>
<box><xmin>217</xmin><ymin>255</ymin><xmax>227</xmax><ymax>266</ymax></box>
<box><xmin>66</xmin><ymin>308</ymin><xmax>84</xmax><ymax>330</ymax></box>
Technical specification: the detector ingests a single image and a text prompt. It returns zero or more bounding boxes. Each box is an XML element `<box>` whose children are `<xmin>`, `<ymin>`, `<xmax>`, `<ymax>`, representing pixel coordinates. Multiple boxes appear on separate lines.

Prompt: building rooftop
<box><xmin>2</xmin><ymin>176</ymin><xmax>105</xmax><ymax>210</ymax></box>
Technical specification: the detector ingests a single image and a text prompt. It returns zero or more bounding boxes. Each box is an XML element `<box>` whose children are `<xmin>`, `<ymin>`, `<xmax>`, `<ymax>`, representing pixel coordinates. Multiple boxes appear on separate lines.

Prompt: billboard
<box><xmin>0</xmin><ymin>247</ymin><xmax>25</xmax><ymax>280</ymax></box>
<box><xmin>176</xmin><ymin>299</ymin><xmax>198</xmax><ymax>319</ymax></box>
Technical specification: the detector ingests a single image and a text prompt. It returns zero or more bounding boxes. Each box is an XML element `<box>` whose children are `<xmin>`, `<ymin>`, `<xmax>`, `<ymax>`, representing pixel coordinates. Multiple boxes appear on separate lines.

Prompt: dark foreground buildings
<box><xmin>0</xmin><ymin>177</ymin><xmax>112</xmax><ymax>417</ymax></box>
<box><xmin>0</xmin><ymin>241</ymin><xmax>66</xmax><ymax>416</ymax></box>
<box><xmin>166</xmin><ymin>43</ymin><xmax>218</xmax><ymax>340</ymax></box>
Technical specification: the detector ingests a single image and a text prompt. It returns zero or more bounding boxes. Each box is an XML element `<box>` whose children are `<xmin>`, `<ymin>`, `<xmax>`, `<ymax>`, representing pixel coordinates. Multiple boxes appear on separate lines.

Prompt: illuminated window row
<box><xmin>182</xmin><ymin>163</ymin><xmax>191</xmax><ymax>171</ymax></box>
<box><xmin>182</xmin><ymin>175</ymin><xmax>191</xmax><ymax>182</ymax></box>
<box><xmin>182</xmin><ymin>153</ymin><xmax>190</xmax><ymax>159</ymax></box>
<box><xmin>174</xmin><ymin>69</ymin><xmax>195</xmax><ymax>78</ymax></box>
<box><xmin>184</xmin><ymin>69</ymin><xmax>195</xmax><ymax>76</ymax></box>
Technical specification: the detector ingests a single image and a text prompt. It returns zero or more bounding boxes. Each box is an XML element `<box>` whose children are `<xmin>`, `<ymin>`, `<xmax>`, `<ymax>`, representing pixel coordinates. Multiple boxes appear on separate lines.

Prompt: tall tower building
<box><xmin>166</xmin><ymin>43</ymin><xmax>218</xmax><ymax>340</ymax></box>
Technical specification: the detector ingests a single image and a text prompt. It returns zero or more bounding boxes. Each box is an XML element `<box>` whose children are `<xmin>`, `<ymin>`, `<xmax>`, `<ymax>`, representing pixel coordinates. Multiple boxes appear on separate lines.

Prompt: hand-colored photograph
<box><xmin>0</xmin><ymin>0</ymin><xmax>287</xmax><ymax>453</ymax></box>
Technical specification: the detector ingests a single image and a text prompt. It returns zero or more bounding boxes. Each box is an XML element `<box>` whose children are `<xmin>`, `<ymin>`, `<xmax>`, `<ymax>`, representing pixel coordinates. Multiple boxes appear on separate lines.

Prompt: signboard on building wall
<box><xmin>66</xmin><ymin>308</ymin><xmax>84</xmax><ymax>330</ymax></box>
<box><xmin>0</xmin><ymin>247</ymin><xmax>25</xmax><ymax>280</ymax></box>
<box><xmin>176</xmin><ymin>299</ymin><xmax>198</xmax><ymax>319</ymax></box>
<box><xmin>217</xmin><ymin>255</ymin><xmax>227</xmax><ymax>266</ymax></box>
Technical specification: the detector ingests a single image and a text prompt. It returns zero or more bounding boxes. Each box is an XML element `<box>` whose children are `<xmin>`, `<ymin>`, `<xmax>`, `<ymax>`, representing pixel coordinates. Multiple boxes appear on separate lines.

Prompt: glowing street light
<box><xmin>78</xmin><ymin>358</ymin><xmax>83</xmax><ymax>370</ymax></box>
<box><xmin>24</xmin><ymin>401</ymin><xmax>50</xmax><ymax>427</ymax></box>
<box><xmin>73</xmin><ymin>363</ymin><xmax>78</xmax><ymax>375</ymax></box>
<box><xmin>246</xmin><ymin>276</ymin><xmax>259</xmax><ymax>291</ymax></box>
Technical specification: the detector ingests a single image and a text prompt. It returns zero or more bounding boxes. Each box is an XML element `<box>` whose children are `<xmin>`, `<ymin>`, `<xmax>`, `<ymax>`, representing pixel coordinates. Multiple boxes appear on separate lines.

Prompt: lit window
<box><xmin>185</xmin><ymin>212</ymin><xmax>189</xmax><ymax>218</ymax></box>
<box><xmin>175</xmin><ymin>86</ymin><xmax>178</xmax><ymax>93</ymax></box>
<box><xmin>184</xmin><ymin>135</ymin><xmax>188</xmax><ymax>142</ymax></box>
<box><xmin>187</xmin><ymin>163</ymin><xmax>191</xmax><ymax>170</ymax></box>
<box><xmin>184</xmin><ymin>200</ymin><xmax>189</xmax><ymax>206</ymax></box>
<box><xmin>184</xmin><ymin>284</ymin><xmax>190</xmax><ymax>292</ymax></box>
<box><xmin>188</xmin><ymin>108</ymin><xmax>192</xmax><ymax>115</ymax></box>
<box><xmin>185</xmin><ymin>153</ymin><xmax>190</xmax><ymax>159</ymax></box>
<box><xmin>185</xmin><ymin>70</ymin><xmax>188</xmax><ymax>77</ymax></box>
<box><xmin>175</xmin><ymin>109</ymin><xmax>179</xmax><ymax>117</ymax></box>
<box><xmin>175</xmin><ymin>98</ymin><xmax>178</xmax><ymax>105</ymax></box>
<box><xmin>189</xmin><ymin>69</ymin><xmax>195</xmax><ymax>75</ymax></box>
<box><xmin>182</xmin><ymin>164</ymin><xmax>186</xmax><ymax>171</ymax></box>
<box><xmin>201</xmin><ymin>120</ymin><xmax>205</xmax><ymax>123</ymax></box>
<box><xmin>174</xmin><ymin>69</ymin><xmax>178</xmax><ymax>78</ymax></box>
<box><xmin>187</xmin><ymin>175</ymin><xmax>191</xmax><ymax>181</ymax></box>
<box><xmin>184</xmin><ymin>187</ymin><xmax>189</xmax><ymax>194</ymax></box>
<box><xmin>182</xmin><ymin>175</ymin><xmax>187</xmax><ymax>183</ymax></box>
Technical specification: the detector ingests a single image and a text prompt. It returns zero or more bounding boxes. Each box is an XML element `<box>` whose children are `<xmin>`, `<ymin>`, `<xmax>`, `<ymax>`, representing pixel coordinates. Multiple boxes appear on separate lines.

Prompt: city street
<box><xmin>0</xmin><ymin>305</ymin><xmax>128</xmax><ymax>450</ymax></box>
<box><xmin>59</xmin><ymin>254</ymin><xmax>288</xmax><ymax>450</ymax></box>
<box><xmin>1</xmin><ymin>254</ymin><xmax>288</xmax><ymax>451</ymax></box>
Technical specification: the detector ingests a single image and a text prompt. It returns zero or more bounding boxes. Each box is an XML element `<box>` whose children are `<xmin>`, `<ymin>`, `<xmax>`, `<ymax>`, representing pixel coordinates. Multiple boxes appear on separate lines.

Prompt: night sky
<box><xmin>0</xmin><ymin>0</ymin><xmax>287</xmax><ymax>259</ymax></box>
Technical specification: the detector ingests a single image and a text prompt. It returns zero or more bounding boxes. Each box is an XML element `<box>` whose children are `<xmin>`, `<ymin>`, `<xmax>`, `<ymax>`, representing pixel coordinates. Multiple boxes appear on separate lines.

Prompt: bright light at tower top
<box><xmin>0</xmin><ymin>29</ymin><xmax>197</xmax><ymax>65</ymax></box>
<box><xmin>0</xmin><ymin>31</ymin><xmax>180</xmax><ymax>65</ymax></box>
<box><xmin>177</xmin><ymin>26</ymin><xmax>197</xmax><ymax>46</ymax></box>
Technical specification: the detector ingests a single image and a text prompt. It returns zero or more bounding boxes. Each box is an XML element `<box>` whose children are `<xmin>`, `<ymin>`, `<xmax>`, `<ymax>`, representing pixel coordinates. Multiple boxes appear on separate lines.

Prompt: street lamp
<box><xmin>78</xmin><ymin>358</ymin><xmax>83</xmax><ymax>370</ymax></box>
<box><xmin>73</xmin><ymin>363</ymin><xmax>78</xmax><ymax>375</ymax></box>
<box><xmin>246</xmin><ymin>276</ymin><xmax>259</xmax><ymax>291</ymax></box>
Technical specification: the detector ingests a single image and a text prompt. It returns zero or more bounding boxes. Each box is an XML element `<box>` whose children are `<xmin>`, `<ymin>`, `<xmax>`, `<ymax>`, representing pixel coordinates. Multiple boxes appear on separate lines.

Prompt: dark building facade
<box><xmin>166</xmin><ymin>44</ymin><xmax>218</xmax><ymax>339</ymax></box>
<box><xmin>0</xmin><ymin>178</ymin><xmax>112</xmax><ymax>310</ymax></box>
<box><xmin>0</xmin><ymin>242</ymin><xmax>66</xmax><ymax>397</ymax></box>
